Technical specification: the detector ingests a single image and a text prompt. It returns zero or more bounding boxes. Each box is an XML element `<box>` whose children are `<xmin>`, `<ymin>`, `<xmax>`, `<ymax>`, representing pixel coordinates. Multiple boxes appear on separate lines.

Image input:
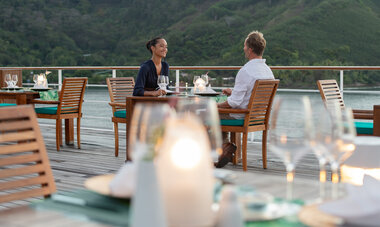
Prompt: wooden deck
<box><xmin>1</xmin><ymin>123</ymin><xmax>326</xmax><ymax>209</ymax></box>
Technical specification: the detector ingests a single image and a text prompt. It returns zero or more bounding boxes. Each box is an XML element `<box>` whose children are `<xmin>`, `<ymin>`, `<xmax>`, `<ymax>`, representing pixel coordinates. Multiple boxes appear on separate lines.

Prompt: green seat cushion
<box><xmin>220</xmin><ymin>118</ymin><xmax>244</xmax><ymax>126</ymax></box>
<box><xmin>355</xmin><ymin>121</ymin><xmax>373</xmax><ymax>135</ymax></box>
<box><xmin>35</xmin><ymin>106</ymin><xmax>58</xmax><ymax>115</ymax></box>
<box><xmin>114</xmin><ymin>110</ymin><xmax>126</xmax><ymax>118</ymax></box>
<box><xmin>0</xmin><ymin>103</ymin><xmax>16</xmax><ymax>107</ymax></box>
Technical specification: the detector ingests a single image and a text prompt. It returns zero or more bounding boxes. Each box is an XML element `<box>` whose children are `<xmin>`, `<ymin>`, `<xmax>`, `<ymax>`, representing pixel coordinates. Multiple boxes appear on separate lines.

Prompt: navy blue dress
<box><xmin>133</xmin><ymin>60</ymin><xmax>169</xmax><ymax>96</ymax></box>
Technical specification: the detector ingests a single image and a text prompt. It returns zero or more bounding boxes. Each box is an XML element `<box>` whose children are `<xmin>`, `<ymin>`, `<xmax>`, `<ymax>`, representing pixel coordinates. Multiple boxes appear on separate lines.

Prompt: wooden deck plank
<box><xmin>1</xmin><ymin>124</ymin><xmax>327</xmax><ymax>209</ymax></box>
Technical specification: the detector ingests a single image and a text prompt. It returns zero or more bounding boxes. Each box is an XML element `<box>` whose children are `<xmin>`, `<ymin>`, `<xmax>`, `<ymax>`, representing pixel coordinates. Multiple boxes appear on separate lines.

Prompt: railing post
<box><xmin>112</xmin><ymin>69</ymin><xmax>116</xmax><ymax>78</ymax></box>
<box><xmin>58</xmin><ymin>69</ymin><xmax>62</xmax><ymax>90</ymax></box>
<box><xmin>340</xmin><ymin>70</ymin><xmax>344</xmax><ymax>97</ymax></box>
<box><xmin>176</xmin><ymin>69</ymin><xmax>180</xmax><ymax>92</ymax></box>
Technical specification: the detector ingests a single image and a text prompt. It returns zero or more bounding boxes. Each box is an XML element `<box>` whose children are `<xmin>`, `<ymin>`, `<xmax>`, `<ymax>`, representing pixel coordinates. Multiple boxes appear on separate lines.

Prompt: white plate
<box><xmin>243</xmin><ymin>202</ymin><xmax>298</xmax><ymax>221</ymax></box>
<box><xmin>213</xmin><ymin>169</ymin><xmax>236</xmax><ymax>183</ymax></box>
<box><xmin>84</xmin><ymin>174</ymin><xmax>131</xmax><ymax>198</ymax></box>
<box><xmin>194</xmin><ymin>92</ymin><xmax>220</xmax><ymax>96</ymax></box>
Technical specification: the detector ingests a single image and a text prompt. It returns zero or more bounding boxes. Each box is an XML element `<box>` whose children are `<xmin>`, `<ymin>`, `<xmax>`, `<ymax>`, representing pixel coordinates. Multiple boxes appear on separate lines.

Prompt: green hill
<box><xmin>0</xmin><ymin>0</ymin><xmax>379</xmax><ymax>86</ymax></box>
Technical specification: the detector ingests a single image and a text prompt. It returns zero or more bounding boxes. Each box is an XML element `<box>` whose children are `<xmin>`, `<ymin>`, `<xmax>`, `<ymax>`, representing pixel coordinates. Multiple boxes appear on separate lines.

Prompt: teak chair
<box><xmin>33</xmin><ymin>77</ymin><xmax>88</xmax><ymax>151</ymax></box>
<box><xmin>0</xmin><ymin>105</ymin><xmax>56</xmax><ymax>204</ymax></box>
<box><xmin>317</xmin><ymin>79</ymin><xmax>380</xmax><ymax>136</ymax></box>
<box><xmin>106</xmin><ymin>77</ymin><xmax>135</xmax><ymax>157</ymax></box>
<box><xmin>218</xmin><ymin>79</ymin><xmax>280</xmax><ymax>171</ymax></box>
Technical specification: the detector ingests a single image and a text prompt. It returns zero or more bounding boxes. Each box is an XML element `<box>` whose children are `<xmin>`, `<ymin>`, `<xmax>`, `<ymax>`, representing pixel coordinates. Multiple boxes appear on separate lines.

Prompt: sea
<box><xmin>37</xmin><ymin>86</ymin><xmax>380</xmax><ymax>134</ymax></box>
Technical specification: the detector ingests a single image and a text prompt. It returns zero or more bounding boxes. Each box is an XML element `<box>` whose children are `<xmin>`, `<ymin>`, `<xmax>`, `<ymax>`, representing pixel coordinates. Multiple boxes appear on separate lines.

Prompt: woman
<box><xmin>133</xmin><ymin>37</ymin><xmax>169</xmax><ymax>96</ymax></box>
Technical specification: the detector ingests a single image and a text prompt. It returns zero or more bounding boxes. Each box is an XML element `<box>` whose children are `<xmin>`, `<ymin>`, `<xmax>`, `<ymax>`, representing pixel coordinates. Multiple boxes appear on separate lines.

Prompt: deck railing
<box><xmin>2</xmin><ymin>65</ymin><xmax>380</xmax><ymax>132</ymax></box>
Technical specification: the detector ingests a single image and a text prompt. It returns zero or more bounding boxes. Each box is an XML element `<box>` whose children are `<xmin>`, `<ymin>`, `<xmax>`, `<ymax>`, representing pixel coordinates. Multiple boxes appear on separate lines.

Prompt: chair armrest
<box><xmin>109</xmin><ymin>102</ymin><xmax>126</xmax><ymax>108</ymax></box>
<box><xmin>218</xmin><ymin>108</ymin><xmax>250</xmax><ymax>114</ymax></box>
<box><xmin>353</xmin><ymin>109</ymin><xmax>373</xmax><ymax>120</ymax></box>
<box><xmin>30</xmin><ymin>99</ymin><xmax>60</xmax><ymax>105</ymax></box>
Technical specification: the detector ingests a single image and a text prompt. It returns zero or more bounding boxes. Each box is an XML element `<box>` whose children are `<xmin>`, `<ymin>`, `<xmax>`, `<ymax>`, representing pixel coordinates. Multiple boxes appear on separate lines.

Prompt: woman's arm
<box><xmin>133</xmin><ymin>66</ymin><xmax>147</xmax><ymax>96</ymax></box>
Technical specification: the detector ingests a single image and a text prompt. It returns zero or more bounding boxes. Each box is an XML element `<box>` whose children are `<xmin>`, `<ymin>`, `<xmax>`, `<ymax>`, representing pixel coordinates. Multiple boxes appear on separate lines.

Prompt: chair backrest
<box><xmin>106</xmin><ymin>77</ymin><xmax>135</xmax><ymax>112</ymax></box>
<box><xmin>317</xmin><ymin>79</ymin><xmax>345</xmax><ymax>109</ymax></box>
<box><xmin>58</xmin><ymin>77</ymin><xmax>88</xmax><ymax>115</ymax></box>
<box><xmin>0</xmin><ymin>105</ymin><xmax>56</xmax><ymax>204</ymax></box>
<box><xmin>245</xmin><ymin>79</ymin><xmax>280</xmax><ymax>127</ymax></box>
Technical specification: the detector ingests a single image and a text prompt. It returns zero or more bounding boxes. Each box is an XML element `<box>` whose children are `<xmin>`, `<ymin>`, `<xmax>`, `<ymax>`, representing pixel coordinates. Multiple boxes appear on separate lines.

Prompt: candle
<box><xmin>157</xmin><ymin>114</ymin><xmax>214</xmax><ymax>226</ymax></box>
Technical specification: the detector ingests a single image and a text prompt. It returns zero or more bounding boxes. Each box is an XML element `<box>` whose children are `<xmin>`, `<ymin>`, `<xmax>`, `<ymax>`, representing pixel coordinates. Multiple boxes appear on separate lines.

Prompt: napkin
<box><xmin>109</xmin><ymin>162</ymin><xmax>136</xmax><ymax>197</ymax></box>
<box><xmin>319</xmin><ymin>175</ymin><xmax>380</xmax><ymax>226</ymax></box>
<box><xmin>206</xmin><ymin>85</ymin><xmax>217</xmax><ymax>93</ymax></box>
<box><xmin>39</xmin><ymin>90</ymin><xmax>58</xmax><ymax>101</ymax></box>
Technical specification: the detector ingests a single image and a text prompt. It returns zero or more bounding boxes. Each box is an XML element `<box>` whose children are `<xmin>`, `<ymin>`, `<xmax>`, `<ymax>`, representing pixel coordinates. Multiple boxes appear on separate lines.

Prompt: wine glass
<box><xmin>269</xmin><ymin>96</ymin><xmax>313</xmax><ymax>202</ymax></box>
<box><xmin>4</xmin><ymin>74</ymin><xmax>12</xmax><ymax>89</ymax></box>
<box><xmin>325</xmin><ymin>103</ymin><xmax>356</xmax><ymax>199</ymax></box>
<box><xmin>310</xmin><ymin>104</ymin><xmax>334</xmax><ymax>201</ymax></box>
<box><xmin>201</xmin><ymin>74</ymin><xmax>209</xmax><ymax>86</ymax></box>
<box><xmin>176</xmin><ymin>97</ymin><xmax>223</xmax><ymax>162</ymax></box>
<box><xmin>193</xmin><ymin>76</ymin><xmax>200</xmax><ymax>86</ymax></box>
<box><xmin>12</xmin><ymin>75</ymin><xmax>18</xmax><ymax>88</ymax></box>
<box><xmin>33</xmin><ymin>74</ymin><xmax>38</xmax><ymax>86</ymax></box>
<box><xmin>129</xmin><ymin>103</ymin><xmax>174</xmax><ymax>161</ymax></box>
<box><xmin>157</xmin><ymin>75</ymin><xmax>169</xmax><ymax>93</ymax></box>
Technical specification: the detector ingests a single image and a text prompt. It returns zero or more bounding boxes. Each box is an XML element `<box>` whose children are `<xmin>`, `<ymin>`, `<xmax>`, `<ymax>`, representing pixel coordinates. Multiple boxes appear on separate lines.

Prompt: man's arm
<box><xmin>217</xmin><ymin>100</ymin><xmax>232</xmax><ymax>108</ymax></box>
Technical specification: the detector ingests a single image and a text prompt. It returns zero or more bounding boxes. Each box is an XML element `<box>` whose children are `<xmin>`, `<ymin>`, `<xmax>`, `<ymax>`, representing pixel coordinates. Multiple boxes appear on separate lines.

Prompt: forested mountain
<box><xmin>1</xmin><ymin>0</ymin><xmax>379</xmax><ymax>86</ymax></box>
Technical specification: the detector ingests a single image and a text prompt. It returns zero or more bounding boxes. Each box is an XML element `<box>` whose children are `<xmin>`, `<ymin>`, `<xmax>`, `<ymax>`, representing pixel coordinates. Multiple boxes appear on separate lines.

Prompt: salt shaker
<box><xmin>215</xmin><ymin>185</ymin><xmax>244</xmax><ymax>227</ymax></box>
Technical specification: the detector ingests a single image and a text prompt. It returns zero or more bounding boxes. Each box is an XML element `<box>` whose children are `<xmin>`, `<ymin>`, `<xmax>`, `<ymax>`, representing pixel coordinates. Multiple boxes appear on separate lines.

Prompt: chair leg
<box><xmin>56</xmin><ymin>119</ymin><xmax>61</xmax><ymax>151</ymax></box>
<box><xmin>262</xmin><ymin>130</ymin><xmax>267</xmax><ymax>169</ymax></box>
<box><xmin>242</xmin><ymin>132</ymin><xmax>248</xmax><ymax>171</ymax></box>
<box><xmin>114</xmin><ymin>122</ymin><xmax>119</xmax><ymax>157</ymax></box>
<box><xmin>77</xmin><ymin>118</ymin><xmax>81</xmax><ymax>149</ymax></box>
<box><xmin>230</xmin><ymin>132</ymin><xmax>237</xmax><ymax>165</ymax></box>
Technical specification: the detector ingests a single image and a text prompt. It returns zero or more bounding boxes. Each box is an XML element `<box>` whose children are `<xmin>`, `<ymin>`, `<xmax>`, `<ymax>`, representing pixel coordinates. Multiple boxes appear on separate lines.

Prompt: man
<box><xmin>215</xmin><ymin>31</ymin><xmax>275</xmax><ymax>168</ymax></box>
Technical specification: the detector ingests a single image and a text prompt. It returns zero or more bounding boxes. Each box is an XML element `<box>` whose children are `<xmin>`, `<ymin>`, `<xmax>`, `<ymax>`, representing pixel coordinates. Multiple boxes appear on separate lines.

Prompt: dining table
<box><xmin>0</xmin><ymin>170</ymin><xmax>322</xmax><ymax>227</ymax></box>
<box><xmin>0</xmin><ymin>89</ymin><xmax>75</xmax><ymax>145</ymax></box>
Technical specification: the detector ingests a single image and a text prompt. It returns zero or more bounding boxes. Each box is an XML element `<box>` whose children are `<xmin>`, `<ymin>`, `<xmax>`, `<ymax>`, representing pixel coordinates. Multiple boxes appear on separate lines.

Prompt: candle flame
<box><xmin>280</xmin><ymin>135</ymin><xmax>287</xmax><ymax>144</ymax></box>
<box><xmin>170</xmin><ymin>138</ymin><xmax>202</xmax><ymax>169</ymax></box>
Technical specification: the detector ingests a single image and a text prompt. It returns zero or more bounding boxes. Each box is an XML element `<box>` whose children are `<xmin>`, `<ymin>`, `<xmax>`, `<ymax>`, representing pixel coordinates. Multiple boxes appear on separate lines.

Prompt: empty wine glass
<box><xmin>325</xmin><ymin>103</ymin><xmax>356</xmax><ymax>199</ymax></box>
<box><xmin>129</xmin><ymin>103</ymin><xmax>174</xmax><ymax>161</ymax></box>
<box><xmin>193</xmin><ymin>76</ymin><xmax>200</xmax><ymax>86</ymax></box>
<box><xmin>176</xmin><ymin>98</ymin><xmax>223</xmax><ymax>162</ymax></box>
<box><xmin>201</xmin><ymin>74</ymin><xmax>209</xmax><ymax>86</ymax></box>
<box><xmin>33</xmin><ymin>74</ymin><xmax>38</xmax><ymax>86</ymax></box>
<box><xmin>157</xmin><ymin>75</ymin><xmax>169</xmax><ymax>93</ymax></box>
<box><xmin>12</xmin><ymin>75</ymin><xmax>18</xmax><ymax>88</ymax></box>
<box><xmin>4</xmin><ymin>74</ymin><xmax>12</xmax><ymax>89</ymax></box>
<box><xmin>269</xmin><ymin>96</ymin><xmax>313</xmax><ymax>202</ymax></box>
<box><xmin>310</xmin><ymin>104</ymin><xmax>334</xmax><ymax>201</ymax></box>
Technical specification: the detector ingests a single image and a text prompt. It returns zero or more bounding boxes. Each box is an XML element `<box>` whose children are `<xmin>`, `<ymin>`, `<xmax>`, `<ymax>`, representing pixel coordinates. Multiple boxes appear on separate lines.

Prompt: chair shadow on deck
<box><xmin>218</xmin><ymin>79</ymin><xmax>280</xmax><ymax>171</ymax></box>
<box><xmin>106</xmin><ymin>77</ymin><xmax>135</xmax><ymax>157</ymax></box>
<box><xmin>0</xmin><ymin>105</ymin><xmax>56</xmax><ymax>204</ymax></box>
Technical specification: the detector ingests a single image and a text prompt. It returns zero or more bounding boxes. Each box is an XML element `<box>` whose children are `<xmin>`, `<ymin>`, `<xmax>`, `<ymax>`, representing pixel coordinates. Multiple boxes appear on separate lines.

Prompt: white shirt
<box><xmin>227</xmin><ymin>59</ymin><xmax>274</xmax><ymax>118</ymax></box>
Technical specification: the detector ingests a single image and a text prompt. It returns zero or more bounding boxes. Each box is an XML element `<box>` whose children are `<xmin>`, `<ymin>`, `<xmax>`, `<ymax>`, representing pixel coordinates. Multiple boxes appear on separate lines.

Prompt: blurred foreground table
<box><xmin>0</xmin><ymin>171</ymin><xmax>320</xmax><ymax>226</ymax></box>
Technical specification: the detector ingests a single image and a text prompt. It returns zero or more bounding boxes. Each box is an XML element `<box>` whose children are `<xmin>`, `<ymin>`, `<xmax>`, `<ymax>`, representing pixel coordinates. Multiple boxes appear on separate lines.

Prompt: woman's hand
<box><xmin>222</xmin><ymin>88</ymin><xmax>232</xmax><ymax>96</ymax></box>
<box><xmin>153</xmin><ymin>89</ymin><xmax>167</xmax><ymax>96</ymax></box>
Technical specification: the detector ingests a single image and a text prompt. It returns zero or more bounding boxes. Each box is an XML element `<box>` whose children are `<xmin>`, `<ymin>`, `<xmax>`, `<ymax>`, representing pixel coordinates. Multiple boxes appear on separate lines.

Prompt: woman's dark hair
<box><xmin>146</xmin><ymin>36</ymin><xmax>163</xmax><ymax>54</ymax></box>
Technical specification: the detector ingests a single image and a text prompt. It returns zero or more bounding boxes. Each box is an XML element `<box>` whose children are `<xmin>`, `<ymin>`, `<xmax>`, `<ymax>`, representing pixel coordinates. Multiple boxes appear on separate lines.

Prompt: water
<box><xmin>37</xmin><ymin>87</ymin><xmax>380</xmax><ymax>132</ymax></box>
